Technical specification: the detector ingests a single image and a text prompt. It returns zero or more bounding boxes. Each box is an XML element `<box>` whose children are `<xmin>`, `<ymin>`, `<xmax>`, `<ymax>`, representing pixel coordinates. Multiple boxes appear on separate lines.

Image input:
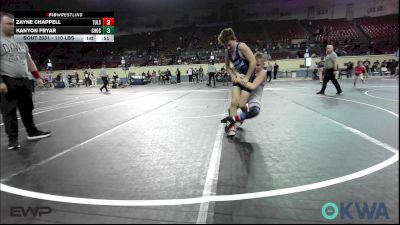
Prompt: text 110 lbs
<box><xmin>55</xmin><ymin>36</ymin><xmax>75</xmax><ymax>41</ymax></box>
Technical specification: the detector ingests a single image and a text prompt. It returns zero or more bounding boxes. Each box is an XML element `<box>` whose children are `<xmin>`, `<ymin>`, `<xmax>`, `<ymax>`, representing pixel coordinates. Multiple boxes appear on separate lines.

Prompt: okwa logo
<box><xmin>322</xmin><ymin>202</ymin><xmax>390</xmax><ymax>220</ymax></box>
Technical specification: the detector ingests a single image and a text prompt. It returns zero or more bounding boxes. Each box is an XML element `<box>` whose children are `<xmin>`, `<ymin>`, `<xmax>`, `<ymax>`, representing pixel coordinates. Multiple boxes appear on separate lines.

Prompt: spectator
<box><xmin>68</xmin><ymin>74</ymin><xmax>73</xmax><ymax>86</ymax></box>
<box><xmin>176</xmin><ymin>68</ymin><xmax>181</xmax><ymax>84</ymax></box>
<box><xmin>44</xmin><ymin>70</ymin><xmax>54</xmax><ymax>88</ymax></box>
<box><xmin>147</xmin><ymin>70</ymin><xmax>151</xmax><ymax>80</ymax></box>
<box><xmin>221</xmin><ymin>67</ymin><xmax>229</xmax><ymax>85</ymax></box>
<box><xmin>273</xmin><ymin>62</ymin><xmax>279</xmax><ymax>80</ymax></box>
<box><xmin>74</xmin><ymin>71</ymin><xmax>79</xmax><ymax>85</ymax></box>
<box><xmin>199</xmin><ymin>66</ymin><xmax>204</xmax><ymax>83</ymax></box>
<box><xmin>193</xmin><ymin>68</ymin><xmax>199</xmax><ymax>83</ymax></box>
<box><xmin>390</xmin><ymin>59</ymin><xmax>397</xmax><ymax>76</ymax></box>
<box><xmin>111</xmin><ymin>72</ymin><xmax>119</xmax><ymax>88</ymax></box>
<box><xmin>113</xmin><ymin>72</ymin><xmax>118</xmax><ymax>82</ymax></box>
<box><xmin>84</xmin><ymin>70</ymin><xmax>90</xmax><ymax>87</ymax></box>
<box><xmin>381</xmin><ymin>60</ymin><xmax>387</xmax><ymax>68</ymax></box>
<box><xmin>386</xmin><ymin>60</ymin><xmax>392</xmax><ymax>71</ymax></box>
<box><xmin>346</xmin><ymin>61</ymin><xmax>354</xmax><ymax>78</ymax></box>
<box><xmin>207</xmin><ymin>61</ymin><xmax>217</xmax><ymax>87</ymax></box>
<box><xmin>363</xmin><ymin>58</ymin><xmax>371</xmax><ymax>78</ymax></box>
<box><xmin>152</xmin><ymin>70</ymin><xmax>156</xmax><ymax>84</ymax></box>
<box><xmin>266</xmin><ymin>60</ymin><xmax>272</xmax><ymax>82</ymax></box>
<box><xmin>188</xmin><ymin>67</ymin><xmax>193</xmax><ymax>83</ymax></box>
<box><xmin>312</xmin><ymin>61</ymin><xmax>319</xmax><ymax>80</ymax></box>
<box><xmin>318</xmin><ymin>57</ymin><xmax>325</xmax><ymax>83</ymax></box>
<box><xmin>371</xmin><ymin>63</ymin><xmax>379</xmax><ymax>75</ymax></box>
<box><xmin>62</xmin><ymin>71</ymin><xmax>69</xmax><ymax>88</ymax></box>
<box><xmin>90</xmin><ymin>72</ymin><xmax>97</xmax><ymax>86</ymax></box>
<box><xmin>165</xmin><ymin>69</ymin><xmax>171</xmax><ymax>84</ymax></box>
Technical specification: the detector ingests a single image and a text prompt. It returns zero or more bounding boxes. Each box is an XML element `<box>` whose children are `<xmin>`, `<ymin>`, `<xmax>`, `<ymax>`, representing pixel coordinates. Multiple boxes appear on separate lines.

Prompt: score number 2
<box><xmin>102</xmin><ymin>18</ymin><xmax>114</xmax><ymax>26</ymax></box>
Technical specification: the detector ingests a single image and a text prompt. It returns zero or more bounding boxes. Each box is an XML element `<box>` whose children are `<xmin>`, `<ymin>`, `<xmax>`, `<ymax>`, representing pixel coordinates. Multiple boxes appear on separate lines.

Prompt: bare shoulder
<box><xmin>256</xmin><ymin>69</ymin><xmax>267</xmax><ymax>81</ymax></box>
<box><xmin>261</xmin><ymin>69</ymin><xmax>267</xmax><ymax>79</ymax></box>
<box><xmin>238</xmin><ymin>42</ymin><xmax>250</xmax><ymax>51</ymax></box>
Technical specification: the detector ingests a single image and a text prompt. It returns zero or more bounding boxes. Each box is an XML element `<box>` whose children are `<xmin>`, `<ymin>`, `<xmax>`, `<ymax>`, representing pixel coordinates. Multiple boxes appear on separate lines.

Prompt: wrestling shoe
<box><xmin>227</xmin><ymin>125</ymin><xmax>237</xmax><ymax>137</ymax></box>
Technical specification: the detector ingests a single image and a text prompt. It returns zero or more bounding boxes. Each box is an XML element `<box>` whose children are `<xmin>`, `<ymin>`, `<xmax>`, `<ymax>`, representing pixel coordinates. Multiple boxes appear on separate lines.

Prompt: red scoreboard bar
<box><xmin>102</xmin><ymin>18</ymin><xmax>115</xmax><ymax>26</ymax></box>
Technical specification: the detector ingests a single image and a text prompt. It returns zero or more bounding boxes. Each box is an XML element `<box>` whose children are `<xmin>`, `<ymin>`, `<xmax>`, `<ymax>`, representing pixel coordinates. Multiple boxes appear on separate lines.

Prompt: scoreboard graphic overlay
<box><xmin>13</xmin><ymin>12</ymin><xmax>114</xmax><ymax>42</ymax></box>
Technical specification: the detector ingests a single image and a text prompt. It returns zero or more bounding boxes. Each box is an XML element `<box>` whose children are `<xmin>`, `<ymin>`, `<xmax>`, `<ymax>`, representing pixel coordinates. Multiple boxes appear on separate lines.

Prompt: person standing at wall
<box><xmin>346</xmin><ymin>61</ymin><xmax>354</xmax><ymax>78</ymax></box>
<box><xmin>266</xmin><ymin>60</ymin><xmax>272</xmax><ymax>82</ymax></box>
<box><xmin>273</xmin><ymin>62</ymin><xmax>279</xmax><ymax>80</ymax></box>
<box><xmin>207</xmin><ymin>60</ymin><xmax>217</xmax><ymax>87</ymax></box>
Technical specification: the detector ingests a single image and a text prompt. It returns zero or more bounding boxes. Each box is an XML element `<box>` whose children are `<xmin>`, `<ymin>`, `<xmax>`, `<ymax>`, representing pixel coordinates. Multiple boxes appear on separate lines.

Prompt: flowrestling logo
<box><xmin>321</xmin><ymin>202</ymin><xmax>389</xmax><ymax>220</ymax></box>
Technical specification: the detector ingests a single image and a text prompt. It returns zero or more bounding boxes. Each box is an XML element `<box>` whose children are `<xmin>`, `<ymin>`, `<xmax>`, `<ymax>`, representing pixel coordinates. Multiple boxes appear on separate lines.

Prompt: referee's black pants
<box><xmin>100</xmin><ymin>77</ymin><xmax>109</xmax><ymax>92</ymax></box>
<box><xmin>85</xmin><ymin>78</ymin><xmax>91</xmax><ymax>87</ymax></box>
<box><xmin>208</xmin><ymin>72</ymin><xmax>216</xmax><ymax>87</ymax></box>
<box><xmin>0</xmin><ymin>76</ymin><xmax>39</xmax><ymax>141</ymax></box>
<box><xmin>267</xmin><ymin>71</ymin><xmax>272</xmax><ymax>82</ymax></box>
<box><xmin>319</xmin><ymin>68</ymin><xmax>342</xmax><ymax>93</ymax></box>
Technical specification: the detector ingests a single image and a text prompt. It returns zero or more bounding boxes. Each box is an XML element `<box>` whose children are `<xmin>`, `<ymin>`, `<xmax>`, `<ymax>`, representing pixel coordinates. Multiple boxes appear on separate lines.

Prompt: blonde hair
<box><xmin>217</xmin><ymin>28</ymin><xmax>236</xmax><ymax>45</ymax></box>
<box><xmin>254</xmin><ymin>52</ymin><xmax>266</xmax><ymax>61</ymax></box>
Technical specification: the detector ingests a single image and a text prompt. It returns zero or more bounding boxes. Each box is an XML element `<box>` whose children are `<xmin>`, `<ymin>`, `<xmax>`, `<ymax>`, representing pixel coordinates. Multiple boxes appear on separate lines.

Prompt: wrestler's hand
<box><xmin>240</xmin><ymin>80</ymin><xmax>248</xmax><ymax>87</ymax></box>
<box><xmin>238</xmin><ymin>77</ymin><xmax>249</xmax><ymax>86</ymax></box>
<box><xmin>237</xmin><ymin>73</ymin><xmax>246</xmax><ymax>79</ymax></box>
<box><xmin>0</xmin><ymin>83</ymin><xmax>8</xmax><ymax>94</ymax></box>
<box><xmin>226</xmin><ymin>68</ymin><xmax>234</xmax><ymax>76</ymax></box>
<box><xmin>231</xmin><ymin>76</ymin><xmax>239</xmax><ymax>83</ymax></box>
<box><xmin>36</xmin><ymin>78</ymin><xmax>44</xmax><ymax>88</ymax></box>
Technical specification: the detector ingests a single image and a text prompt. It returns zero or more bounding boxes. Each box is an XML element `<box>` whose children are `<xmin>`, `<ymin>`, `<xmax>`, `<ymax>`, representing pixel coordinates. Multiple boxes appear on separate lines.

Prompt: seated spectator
<box><xmin>68</xmin><ymin>74</ymin><xmax>73</xmax><ymax>85</ymax></box>
<box><xmin>381</xmin><ymin>60</ymin><xmax>387</xmax><ymax>68</ymax></box>
<box><xmin>113</xmin><ymin>72</ymin><xmax>119</xmax><ymax>82</ymax></box>
<box><xmin>371</xmin><ymin>64</ymin><xmax>379</xmax><ymax>76</ymax></box>
<box><xmin>165</xmin><ymin>69</ymin><xmax>171</xmax><ymax>83</ymax></box>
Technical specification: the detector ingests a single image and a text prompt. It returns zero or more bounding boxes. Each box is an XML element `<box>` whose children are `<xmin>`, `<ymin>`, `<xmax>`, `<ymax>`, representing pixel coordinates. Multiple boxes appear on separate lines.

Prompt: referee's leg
<box><xmin>1</xmin><ymin>77</ymin><xmax>19</xmax><ymax>142</ymax></box>
<box><xmin>17</xmin><ymin>79</ymin><xmax>39</xmax><ymax>135</ymax></box>
<box><xmin>331</xmin><ymin>75</ymin><xmax>343</xmax><ymax>93</ymax></box>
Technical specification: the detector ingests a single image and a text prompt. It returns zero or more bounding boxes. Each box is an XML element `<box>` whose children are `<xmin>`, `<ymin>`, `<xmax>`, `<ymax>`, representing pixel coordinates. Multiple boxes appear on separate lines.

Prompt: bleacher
<box><xmin>355</xmin><ymin>15</ymin><xmax>398</xmax><ymax>43</ymax></box>
<box><xmin>310</xmin><ymin>19</ymin><xmax>360</xmax><ymax>44</ymax></box>
<box><xmin>354</xmin><ymin>15</ymin><xmax>398</xmax><ymax>55</ymax></box>
<box><xmin>194</xmin><ymin>25</ymin><xmax>227</xmax><ymax>51</ymax></box>
<box><xmin>233</xmin><ymin>21</ymin><xmax>265</xmax><ymax>50</ymax></box>
<box><xmin>43</xmin><ymin>15</ymin><xmax>398</xmax><ymax>70</ymax></box>
<box><xmin>263</xmin><ymin>20</ymin><xmax>309</xmax><ymax>45</ymax></box>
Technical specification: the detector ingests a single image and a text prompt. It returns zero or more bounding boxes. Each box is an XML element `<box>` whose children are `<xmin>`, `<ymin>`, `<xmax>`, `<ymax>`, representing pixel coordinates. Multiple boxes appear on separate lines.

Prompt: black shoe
<box><xmin>27</xmin><ymin>131</ymin><xmax>52</xmax><ymax>140</ymax></box>
<box><xmin>8</xmin><ymin>139</ymin><xmax>21</xmax><ymax>150</ymax></box>
<box><xmin>221</xmin><ymin>116</ymin><xmax>236</xmax><ymax>128</ymax></box>
<box><xmin>316</xmin><ymin>91</ymin><xmax>325</xmax><ymax>95</ymax></box>
<box><xmin>336</xmin><ymin>91</ymin><xmax>343</xmax><ymax>95</ymax></box>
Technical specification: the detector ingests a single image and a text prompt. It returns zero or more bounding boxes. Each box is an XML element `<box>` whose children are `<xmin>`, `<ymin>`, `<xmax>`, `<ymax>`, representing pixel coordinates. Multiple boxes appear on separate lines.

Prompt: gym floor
<box><xmin>1</xmin><ymin>77</ymin><xmax>398</xmax><ymax>224</ymax></box>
